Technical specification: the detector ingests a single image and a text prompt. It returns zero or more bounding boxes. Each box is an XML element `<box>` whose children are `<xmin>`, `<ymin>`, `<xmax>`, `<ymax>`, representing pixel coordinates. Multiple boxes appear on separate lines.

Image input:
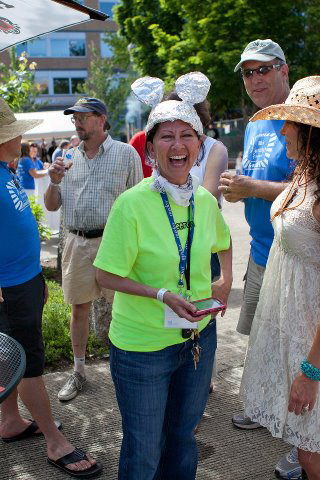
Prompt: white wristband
<box><xmin>157</xmin><ymin>288</ymin><xmax>169</xmax><ymax>303</ymax></box>
<box><xmin>49</xmin><ymin>181</ymin><xmax>60</xmax><ymax>188</ymax></box>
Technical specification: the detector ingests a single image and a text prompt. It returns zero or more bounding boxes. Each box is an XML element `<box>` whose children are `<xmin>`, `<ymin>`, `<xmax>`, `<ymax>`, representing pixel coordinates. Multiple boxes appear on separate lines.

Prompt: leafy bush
<box><xmin>42</xmin><ymin>280</ymin><xmax>72</xmax><ymax>365</ymax></box>
<box><xmin>29</xmin><ymin>195</ymin><xmax>51</xmax><ymax>241</ymax></box>
<box><xmin>42</xmin><ymin>278</ymin><xmax>109</xmax><ymax>367</ymax></box>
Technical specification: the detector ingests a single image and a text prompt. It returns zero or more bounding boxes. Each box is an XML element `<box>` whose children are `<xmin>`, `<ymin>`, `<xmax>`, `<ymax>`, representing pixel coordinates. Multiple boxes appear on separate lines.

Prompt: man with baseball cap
<box><xmin>219</xmin><ymin>40</ymin><xmax>302</xmax><ymax>479</ymax></box>
<box><xmin>45</xmin><ymin>97</ymin><xmax>143</xmax><ymax>402</ymax></box>
<box><xmin>0</xmin><ymin>98</ymin><xmax>102</xmax><ymax>477</ymax></box>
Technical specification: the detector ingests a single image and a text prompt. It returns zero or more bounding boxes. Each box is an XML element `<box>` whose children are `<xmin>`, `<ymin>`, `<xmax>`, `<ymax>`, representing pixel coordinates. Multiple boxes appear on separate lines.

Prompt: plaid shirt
<box><xmin>59</xmin><ymin>135</ymin><xmax>143</xmax><ymax>230</ymax></box>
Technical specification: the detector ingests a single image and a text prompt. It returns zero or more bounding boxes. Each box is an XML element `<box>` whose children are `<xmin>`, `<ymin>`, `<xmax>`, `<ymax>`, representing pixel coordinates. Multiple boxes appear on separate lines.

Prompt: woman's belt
<box><xmin>70</xmin><ymin>229</ymin><xmax>104</xmax><ymax>239</ymax></box>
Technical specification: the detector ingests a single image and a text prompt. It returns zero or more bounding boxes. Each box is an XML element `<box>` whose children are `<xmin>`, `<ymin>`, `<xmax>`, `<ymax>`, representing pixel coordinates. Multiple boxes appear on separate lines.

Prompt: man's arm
<box><xmin>44</xmin><ymin>157</ymin><xmax>67</xmax><ymax>211</ymax></box>
<box><xmin>127</xmin><ymin>148</ymin><xmax>143</xmax><ymax>188</ymax></box>
<box><xmin>219</xmin><ymin>172</ymin><xmax>288</xmax><ymax>203</ymax></box>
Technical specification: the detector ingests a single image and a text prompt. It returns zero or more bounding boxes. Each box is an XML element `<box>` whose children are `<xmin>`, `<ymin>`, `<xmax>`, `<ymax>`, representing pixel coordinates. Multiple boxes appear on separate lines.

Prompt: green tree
<box><xmin>0</xmin><ymin>48</ymin><xmax>41</xmax><ymax>112</ymax></box>
<box><xmin>84</xmin><ymin>32</ymin><xmax>138</xmax><ymax>136</ymax></box>
<box><xmin>114</xmin><ymin>0</ymin><xmax>320</xmax><ymax>117</ymax></box>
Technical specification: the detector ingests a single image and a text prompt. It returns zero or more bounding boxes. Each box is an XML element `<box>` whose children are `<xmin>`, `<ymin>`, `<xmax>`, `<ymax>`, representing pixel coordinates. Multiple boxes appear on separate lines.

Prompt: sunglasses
<box><xmin>241</xmin><ymin>64</ymin><xmax>282</xmax><ymax>78</ymax></box>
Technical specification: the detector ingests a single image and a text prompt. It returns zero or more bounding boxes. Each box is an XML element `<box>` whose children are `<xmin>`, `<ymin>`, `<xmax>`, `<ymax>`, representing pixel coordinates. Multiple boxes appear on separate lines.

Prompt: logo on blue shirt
<box><xmin>243</xmin><ymin>133</ymin><xmax>278</xmax><ymax>171</ymax></box>
<box><xmin>6</xmin><ymin>179</ymin><xmax>29</xmax><ymax>212</ymax></box>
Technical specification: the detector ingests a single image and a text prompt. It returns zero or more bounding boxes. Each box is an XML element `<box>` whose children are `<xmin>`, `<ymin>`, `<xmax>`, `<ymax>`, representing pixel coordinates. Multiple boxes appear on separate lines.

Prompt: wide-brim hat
<box><xmin>0</xmin><ymin>98</ymin><xmax>42</xmax><ymax>144</ymax></box>
<box><xmin>250</xmin><ymin>76</ymin><xmax>320</xmax><ymax>128</ymax></box>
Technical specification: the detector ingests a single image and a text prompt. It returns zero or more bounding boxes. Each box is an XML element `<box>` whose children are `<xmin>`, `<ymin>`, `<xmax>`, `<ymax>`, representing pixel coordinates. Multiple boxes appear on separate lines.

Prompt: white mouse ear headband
<box><xmin>131</xmin><ymin>72</ymin><xmax>211</xmax><ymax>135</ymax></box>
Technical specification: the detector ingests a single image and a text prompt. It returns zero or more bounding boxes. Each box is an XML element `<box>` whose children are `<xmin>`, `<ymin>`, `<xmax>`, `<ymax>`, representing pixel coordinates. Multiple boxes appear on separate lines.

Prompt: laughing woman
<box><xmin>94</xmin><ymin>73</ymin><xmax>232</xmax><ymax>480</ymax></box>
<box><xmin>240</xmin><ymin>76</ymin><xmax>320</xmax><ymax>480</ymax></box>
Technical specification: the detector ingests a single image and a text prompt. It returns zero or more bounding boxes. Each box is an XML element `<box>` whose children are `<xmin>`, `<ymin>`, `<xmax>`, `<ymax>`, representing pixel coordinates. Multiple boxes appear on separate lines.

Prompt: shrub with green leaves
<box><xmin>29</xmin><ymin>195</ymin><xmax>51</xmax><ymax>241</ymax></box>
<box><xmin>42</xmin><ymin>279</ymin><xmax>109</xmax><ymax>366</ymax></box>
<box><xmin>42</xmin><ymin>280</ymin><xmax>72</xmax><ymax>365</ymax></box>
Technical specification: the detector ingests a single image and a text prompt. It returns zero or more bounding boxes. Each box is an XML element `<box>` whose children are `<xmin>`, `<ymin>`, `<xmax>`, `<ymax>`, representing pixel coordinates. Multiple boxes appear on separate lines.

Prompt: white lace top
<box><xmin>240</xmin><ymin>181</ymin><xmax>320</xmax><ymax>452</ymax></box>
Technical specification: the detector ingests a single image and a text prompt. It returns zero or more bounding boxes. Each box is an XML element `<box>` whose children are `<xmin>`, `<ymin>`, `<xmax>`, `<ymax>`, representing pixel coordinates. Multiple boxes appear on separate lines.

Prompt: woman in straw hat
<box><xmin>94</xmin><ymin>72</ymin><xmax>232</xmax><ymax>480</ymax></box>
<box><xmin>240</xmin><ymin>76</ymin><xmax>320</xmax><ymax>479</ymax></box>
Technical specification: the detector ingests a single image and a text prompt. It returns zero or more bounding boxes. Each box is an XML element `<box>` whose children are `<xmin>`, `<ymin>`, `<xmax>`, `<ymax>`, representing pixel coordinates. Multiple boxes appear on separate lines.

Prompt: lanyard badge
<box><xmin>160</xmin><ymin>192</ymin><xmax>194</xmax><ymax>297</ymax></box>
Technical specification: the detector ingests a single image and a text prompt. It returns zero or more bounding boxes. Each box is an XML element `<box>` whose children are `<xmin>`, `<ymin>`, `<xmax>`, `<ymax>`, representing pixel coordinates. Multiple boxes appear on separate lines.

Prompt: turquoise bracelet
<box><xmin>300</xmin><ymin>358</ymin><xmax>320</xmax><ymax>381</ymax></box>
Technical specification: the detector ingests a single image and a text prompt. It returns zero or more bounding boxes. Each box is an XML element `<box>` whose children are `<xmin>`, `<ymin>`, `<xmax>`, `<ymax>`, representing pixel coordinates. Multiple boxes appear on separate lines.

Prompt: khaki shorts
<box><xmin>62</xmin><ymin>232</ymin><xmax>114</xmax><ymax>305</ymax></box>
<box><xmin>236</xmin><ymin>254</ymin><xmax>265</xmax><ymax>336</ymax></box>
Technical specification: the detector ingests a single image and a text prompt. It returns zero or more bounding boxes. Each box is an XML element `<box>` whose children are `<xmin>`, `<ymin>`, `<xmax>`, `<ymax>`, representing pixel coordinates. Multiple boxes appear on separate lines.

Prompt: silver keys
<box><xmin>191</xmin><ymin>330</ymin><xmax>201</xmax><ymax>370</ymax></box>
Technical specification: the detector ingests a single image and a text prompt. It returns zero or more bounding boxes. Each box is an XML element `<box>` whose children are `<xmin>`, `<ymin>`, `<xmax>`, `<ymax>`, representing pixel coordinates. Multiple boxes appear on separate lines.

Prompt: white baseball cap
<box><xmin>234</xmin><ymin>39</ymin><xmax>286</xmax><ymax>72</ymax></box>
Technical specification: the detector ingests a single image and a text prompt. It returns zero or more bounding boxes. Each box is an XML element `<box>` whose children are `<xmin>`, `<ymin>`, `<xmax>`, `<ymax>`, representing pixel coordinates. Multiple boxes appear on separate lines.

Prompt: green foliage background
<box><xmin>114</xmin><ymin>0</ymin><xmax>320</xmax><ymax>117</ymax></box>
<box><xmin>29</xmin><ymin>195</ymin><xmax>51</xmax><ymax>241</ymax></box>
<box><xmin>0</xmin><ymin>49</ymin><xmax>41</xmax><ymax>112</ymax></box>
<box><xmin>84</xmin><ymin>33</ymin><xmax>138</xmax><ymax>136</ymax></box>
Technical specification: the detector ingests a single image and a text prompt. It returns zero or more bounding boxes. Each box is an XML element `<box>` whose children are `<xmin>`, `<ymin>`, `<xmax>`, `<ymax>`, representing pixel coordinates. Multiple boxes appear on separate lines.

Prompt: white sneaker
<box><xmin>58</xmin><ymin>372</ymin><xmax>86</xmax><ymax>401</ymax></box>
<box><xmin>274</xmin><ymin>448</ymin><xmax>302</xmax><ymax>479</ymax></box>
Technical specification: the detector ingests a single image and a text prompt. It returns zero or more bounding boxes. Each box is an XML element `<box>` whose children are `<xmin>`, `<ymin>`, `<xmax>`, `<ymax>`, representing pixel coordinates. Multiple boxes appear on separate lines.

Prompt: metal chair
<box><xmin>0</xmin><ymin>333</ymin><xmax>26</xmax><ymax>403</ymax></box>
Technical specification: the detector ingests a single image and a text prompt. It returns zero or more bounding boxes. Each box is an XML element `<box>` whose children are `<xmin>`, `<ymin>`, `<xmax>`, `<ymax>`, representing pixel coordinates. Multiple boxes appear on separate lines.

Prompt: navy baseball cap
<box><xmin>64</xmin><ymin>97</ymin><xmax>111</xmax><ymax>129</ymax></box>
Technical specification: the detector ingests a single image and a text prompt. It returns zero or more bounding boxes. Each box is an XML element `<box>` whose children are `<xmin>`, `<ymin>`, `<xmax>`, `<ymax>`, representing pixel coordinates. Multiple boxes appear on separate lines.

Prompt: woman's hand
<box><xmin>163</xmin><ymin>292</ymin><xmax>207</xmax><ymax>323</ymax></box>
<box><xmin>288</xmin><ymin>372</ymin><xmax>319</xmax><ymax>415</ymax></box>
<box><xmin>211</xmin><ymin>277</ymin><xmax>232</xmax><ymax>316</ymax></box>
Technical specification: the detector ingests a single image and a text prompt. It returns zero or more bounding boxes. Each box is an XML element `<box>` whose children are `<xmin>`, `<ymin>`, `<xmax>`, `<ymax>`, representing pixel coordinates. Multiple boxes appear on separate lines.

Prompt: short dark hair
<box><xmin>59</xmin><ymin>139</ymin><xmax>69</xmax><ymax>148</ymax></box>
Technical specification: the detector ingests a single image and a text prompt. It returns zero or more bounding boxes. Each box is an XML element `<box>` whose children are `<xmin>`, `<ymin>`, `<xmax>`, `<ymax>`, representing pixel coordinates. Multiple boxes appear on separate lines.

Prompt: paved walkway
<box><xmin>2</xmin><ymin>200</ymin><xmax>290</xmax><ymax>480</ymax></box>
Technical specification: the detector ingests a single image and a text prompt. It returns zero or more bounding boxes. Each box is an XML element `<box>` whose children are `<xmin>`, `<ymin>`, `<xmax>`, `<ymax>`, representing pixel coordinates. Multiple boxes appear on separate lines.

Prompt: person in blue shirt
<box><xmin>219</xmin><ymin>39</ymin><xmax>301</xmax><ymax>480</ymax></box>
<box><xmin>52</xmin><ymin>139</ymin><xmax>70</xmax><ymax>162</ymax></box>
<box><xmin>0</xmin><ymin>99</ymin><xmax>102</xmax><ymax>478</ymax></box>
<box><xmin>16</xmin><ymin>142</ymin><xmax>48</xmax><ymax>196</ymax></box>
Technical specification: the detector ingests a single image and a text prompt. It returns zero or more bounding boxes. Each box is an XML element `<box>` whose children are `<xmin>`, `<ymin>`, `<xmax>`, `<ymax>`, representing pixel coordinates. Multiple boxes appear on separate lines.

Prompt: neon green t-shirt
<box><xmin>94</xmin><ymin>177</ymin><xmax>230</xmax><ymax>351</ymax></box>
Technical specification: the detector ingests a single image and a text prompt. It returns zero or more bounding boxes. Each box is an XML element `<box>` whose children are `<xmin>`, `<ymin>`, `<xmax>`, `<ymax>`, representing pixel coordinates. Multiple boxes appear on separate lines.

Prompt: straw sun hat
<box><xmin>0</xmin><ymin>98</ymin><xmax>42</xmax><ymax>144</ymax></box>
<box><xmin>250</xmin><ymin>76</ymin><xmax>320</xmax><ymax>128</ymax></box>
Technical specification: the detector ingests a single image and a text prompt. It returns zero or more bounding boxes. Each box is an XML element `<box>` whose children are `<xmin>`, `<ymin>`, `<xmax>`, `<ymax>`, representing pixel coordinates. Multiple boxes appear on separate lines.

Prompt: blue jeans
<box><xmin>110</xmin><ymin>319</ymin><xmax>217</xmax><ymax>480</ymax></box>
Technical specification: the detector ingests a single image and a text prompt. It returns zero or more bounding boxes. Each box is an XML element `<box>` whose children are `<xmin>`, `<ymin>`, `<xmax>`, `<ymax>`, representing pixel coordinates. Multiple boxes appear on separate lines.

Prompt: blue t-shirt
<box><xmin>17</xmin><ymin>156</ymin><xmax>44</xmax><ymax>190</ymax></box>
<box><xmin>0</xmin><ymin>162</ymin><xmax>41</xmax><ymax>287</ymax></box>
<box><xmin>242</xmin><ymin>120</ymin><xmax>293</xmax><ymax>267</ymax></box>
<box><xmin>52</xmin><ymin>148</ymin><xmax>62</xmax><ymax>162</ymax></box>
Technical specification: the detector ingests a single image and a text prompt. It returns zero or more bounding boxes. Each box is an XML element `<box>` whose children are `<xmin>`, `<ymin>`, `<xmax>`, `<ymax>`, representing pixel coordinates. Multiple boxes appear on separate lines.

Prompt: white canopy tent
<box><xmin>15</xmin><ymin>110</ymin><xmax>76</xmax><ymax>140</ymax></box>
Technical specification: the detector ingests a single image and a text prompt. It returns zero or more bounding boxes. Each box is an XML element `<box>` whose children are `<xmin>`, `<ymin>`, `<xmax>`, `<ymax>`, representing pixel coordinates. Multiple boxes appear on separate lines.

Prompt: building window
<box><xmin>71</xmin><ymin>78</ymin><xmax>85</xmax><ymax>94</ymax></box>
<box><xmin>54</xmin><ymin>78</ymin><xmax>70</xmax><ymax>94</ymax></box>
<box><xmin>35</xmin><ymin>70</ymin><xmax>87</xmax><ymax>96</ymax></box>
<box><xmin>51</xmin><ymin>38</ymin><xmax>85</xmax><ymax>57</ymax></box>
<box><xmin>36</xmin><ymin>76</ymin><xmax>49</xmax><ymax>94</ymax></box>
<box><xmin>99</xmin><ymin>1</ymin><xmax>119</xmax><ymax>19</ymax></box>
<box><xmin>53</xmin><ymin>77</ymin><xmax>86</xmax><ymax>95</ymax></box>
<box><xmin>16</xmin><ymin>38</ymin><xmax>46</xmax><ymax>57</ymax></box>
<box><xmin>100</xmin><ymin>33</ymin><xmax>112</xmax><ymax>58</ymax></box>
<box><xmin>16</xmin><ymin>32</ymin><xmax>86</xmax><ymax>58</ymax></box>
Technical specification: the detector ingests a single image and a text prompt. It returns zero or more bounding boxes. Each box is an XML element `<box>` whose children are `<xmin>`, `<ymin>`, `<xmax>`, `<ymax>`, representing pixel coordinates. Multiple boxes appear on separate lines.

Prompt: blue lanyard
<box><xmin>160</xmin><ymin>192</ymin><xmax>195</xmax><ymax>292</ymax></box>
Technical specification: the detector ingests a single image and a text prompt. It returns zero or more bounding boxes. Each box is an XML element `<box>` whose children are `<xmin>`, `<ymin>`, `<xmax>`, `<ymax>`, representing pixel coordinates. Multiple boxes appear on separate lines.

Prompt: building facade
<box><xmin>0</xmin><ymin>0</ymin><xmax>119</xmax><ymax>110</ymax></box>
